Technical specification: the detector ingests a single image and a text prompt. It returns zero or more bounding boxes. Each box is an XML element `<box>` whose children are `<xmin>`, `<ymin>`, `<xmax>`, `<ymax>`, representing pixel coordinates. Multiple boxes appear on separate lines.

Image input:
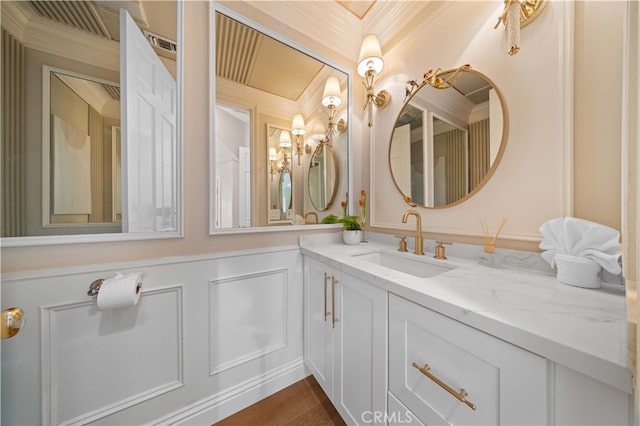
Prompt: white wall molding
<box><xmin>1</xmin><ymin>0</ymin><xmax>119</xmax><ymax>72</ymax></box>
<box><xmin>209</xmin><ymin>268</ymin><xmax>288</xmax><ymax>375</ymax></box>
<box><xmin>2</xmin><ymin>246</ymin><xmax>304</xmax><ymax>425</ymax></box>
<box><xmin>561</xmin><ymin>0</ymin><xmax>575</xmax><ymax>217</ymax></box>
<box><xmin>40</xmin><ymin>285</ymin><xmax>184</xmax><ymax>425</ymax></box>
<box><xmin>1</xmin><ymin>245</ymin><xmax>300</xmax><ymax>282</ymax></box>
<box><xmin>151</xmin><ymin>358</ymin><xmax>308</xmax><ymax>425</ymax></box>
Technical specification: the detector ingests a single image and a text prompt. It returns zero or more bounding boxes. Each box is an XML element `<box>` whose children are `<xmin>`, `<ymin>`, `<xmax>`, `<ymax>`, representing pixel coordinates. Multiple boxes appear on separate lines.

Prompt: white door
<box><xmin>121</xmin><ymin>9</ymin><xmax>177</xmax><ymax>233</ymax></box>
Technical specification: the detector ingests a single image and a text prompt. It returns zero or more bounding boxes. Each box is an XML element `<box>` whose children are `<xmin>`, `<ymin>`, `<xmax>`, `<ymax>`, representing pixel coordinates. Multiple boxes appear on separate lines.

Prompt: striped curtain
<box><xmin>468</xmin><ymin>119</ymin><xmax>490</xmax><ymax>190</ymax></box>
<box><xmin>2</xmin><ymin>30</ymin><xmax>26</xmax><ymax>237</ymax></box>
<box><xmin>434</xmin><ymin>128</ymin><xmax>467</xmax><ymax>204</ymax></box>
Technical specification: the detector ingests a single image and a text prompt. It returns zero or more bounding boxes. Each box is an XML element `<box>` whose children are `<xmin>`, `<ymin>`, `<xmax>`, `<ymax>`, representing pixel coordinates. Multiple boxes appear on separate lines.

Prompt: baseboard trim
<box><xmin>152</xmin><ymin>357</ymin><xmax>309</xmax><ymax>425</ymax></box>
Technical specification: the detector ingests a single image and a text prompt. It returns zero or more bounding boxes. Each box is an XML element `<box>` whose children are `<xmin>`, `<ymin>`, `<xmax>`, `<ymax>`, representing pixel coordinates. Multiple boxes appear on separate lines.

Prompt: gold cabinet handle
<box><xmin>1</xmin><ymin>307</ymin><xmax>25</xmax><ymax>339</ymax></box>
<box><xmin>331</xmin><ymin>276</ymin><xmax>339</xmax><ymax>328</ymax></box>
<box><xmin>412</xmin><ymin>362</ymin><xmax>476</xmax><ymax>411</ymax></box>
<box><xmin>323</xmin><ymin>273</ymin><xmax>330</xmax><ymax>321</ymax></box>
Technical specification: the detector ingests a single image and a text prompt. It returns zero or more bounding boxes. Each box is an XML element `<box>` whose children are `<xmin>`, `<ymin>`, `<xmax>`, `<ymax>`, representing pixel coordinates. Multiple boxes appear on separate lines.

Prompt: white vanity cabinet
<box><xmin>301</xmin><ymin>241</ymin><xmax>632</xmax><ymax>426</ymax></box>
<box><xmin>388</xmin><ymin>293</ymin><xmax>549</xmax><ymax>425</ymax></box>
<box><xmin>303</xmin><ymin>256</ymin><xmax>387</xmax><ymax>425</ymax></box>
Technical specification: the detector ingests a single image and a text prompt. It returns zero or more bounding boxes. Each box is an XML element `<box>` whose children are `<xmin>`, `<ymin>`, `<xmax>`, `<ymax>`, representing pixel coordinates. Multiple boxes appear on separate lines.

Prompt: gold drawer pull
<box><xmin>323</xmin><ymin>273</ymin><xmax>330</xmax><ymax>321</ymax></box>
<box><xmin>331</xmin><ymin>276</ymin><xmax>339</xmax><ymax>328</ymax></box>
<box><xmin>412</xmin><ymin>362</ymin><xmax>477</xmax><ymax>411</ymax></box>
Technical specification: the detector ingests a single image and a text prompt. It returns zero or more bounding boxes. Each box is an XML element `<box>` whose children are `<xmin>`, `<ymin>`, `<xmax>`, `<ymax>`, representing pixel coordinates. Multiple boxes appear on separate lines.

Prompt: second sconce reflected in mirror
<box><xmin>268</xmin><ymin>125</ymin><xmax>293</xmax><ymax>223</ymax></box>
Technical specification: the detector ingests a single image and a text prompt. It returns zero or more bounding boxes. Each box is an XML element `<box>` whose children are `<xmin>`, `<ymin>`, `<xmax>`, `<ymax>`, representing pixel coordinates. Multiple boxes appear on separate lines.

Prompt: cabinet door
<box><xmin>389</xmin><ymin>294</ymin><xmax>548</xmax><ymax>425</ymax></box>
<box><xmin>303</xmin><ymin>257</ymin><xmax>335</xmax><ymax>398</ymax></box>
<box><xmin>335</xmin><ymin>274</ymin><xmax>387</xmax><ymax>425</ymax></box>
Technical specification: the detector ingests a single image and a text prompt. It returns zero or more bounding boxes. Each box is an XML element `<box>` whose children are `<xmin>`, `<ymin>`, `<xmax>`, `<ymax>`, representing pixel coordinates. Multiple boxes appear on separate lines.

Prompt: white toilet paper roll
<box><xmin>97</xmin><ymin>273</ymin><xmax>142</xmax><ymax>310</ymax></box>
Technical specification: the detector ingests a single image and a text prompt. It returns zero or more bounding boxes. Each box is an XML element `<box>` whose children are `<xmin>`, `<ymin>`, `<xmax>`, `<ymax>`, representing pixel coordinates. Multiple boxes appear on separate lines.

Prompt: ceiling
<box><xmin>10</xmin><ymin>0</ymin><xmax>176</xmax><ymax>59</ymax></box>
<box><xmin>337</xmin><ymin>0</ymin><xmax>377</xmax><ymax>20</ymax></box>
<box><xmin>215</xmin><ymin>12</ymin><xmax>325</xmax><ymax>102</ymax></box>
<box><xmin>15</xmin><ymin>1</ymin><xmax>175</xmax><ymax>40</ymax></box>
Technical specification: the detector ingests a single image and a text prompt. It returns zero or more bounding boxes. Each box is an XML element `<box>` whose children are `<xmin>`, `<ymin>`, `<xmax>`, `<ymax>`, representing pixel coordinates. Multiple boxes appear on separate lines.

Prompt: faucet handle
<box><xmin>434</xmin><ymin>241</ymin><xmax>452</xmax><ymax>260</ymax></box>
<box><xmin>395</xmin><ymin>235</ymin><xmax>408</xmax><ymax>252</ymax></box>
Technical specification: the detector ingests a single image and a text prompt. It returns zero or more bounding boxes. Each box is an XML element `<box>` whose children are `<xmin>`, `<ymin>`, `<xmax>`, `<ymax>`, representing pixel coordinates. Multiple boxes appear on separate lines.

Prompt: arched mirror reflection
<box><xmin>212</xmin><ymin>7</ymin><xmax>349</xmax><ymax>231</ymax></box>
<box><xmin>389</xmin><ymin>67</ymin><xmax>508</xmax><ymax>208</ymax></box>
<box><xmin>308</xmin><ymin>143</ymin><xmax>339</xmax><ymax>211</ymax></box>
<box><xmin>1</xmin><ymin>0</ymin><xmax>182</xmax><ymax>245</ymax></box>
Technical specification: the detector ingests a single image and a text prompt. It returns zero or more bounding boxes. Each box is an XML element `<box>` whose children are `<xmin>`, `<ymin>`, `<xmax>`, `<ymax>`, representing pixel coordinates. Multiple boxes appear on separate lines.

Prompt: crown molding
<box><xmin>1</xmin><ymin>1</ymin><xmax>119</xmax><ymax>72</ymax></box>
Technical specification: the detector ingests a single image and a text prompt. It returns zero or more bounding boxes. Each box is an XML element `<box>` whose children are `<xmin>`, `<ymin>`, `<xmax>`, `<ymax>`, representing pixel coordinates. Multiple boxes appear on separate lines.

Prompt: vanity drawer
<box><xmin>389</xmin><ymin>293</ymin><xmax>548</xmax><ymax>425</ymax></box>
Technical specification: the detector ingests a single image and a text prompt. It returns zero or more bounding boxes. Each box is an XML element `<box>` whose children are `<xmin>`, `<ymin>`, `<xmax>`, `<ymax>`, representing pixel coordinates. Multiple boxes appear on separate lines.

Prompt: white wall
<box><xmin>370</xmin><ymin>1</ymin><xmax>571</xmax><ymax>243</ymax></box>
<box><xmin>1</xmin><ymin>247</ymin><xmax>306</xmax><ymax>425</ymax></box>
<box><xmin>368</xmin><ymin>1</ymin><xmax>626</xmax><ymax>250</ymax></box>
<box><xmin>1</xmin><ymin>0</ymin><xmax>634</xmax><ymax>423</ymax></box>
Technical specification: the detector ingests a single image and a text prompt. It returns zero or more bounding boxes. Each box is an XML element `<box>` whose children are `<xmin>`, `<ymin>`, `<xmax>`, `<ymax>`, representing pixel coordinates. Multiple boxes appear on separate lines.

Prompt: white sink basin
<box><xmin>352</xmin><ymin>250</ymin><xmax>455</xmax><ymax>278</ymax></box>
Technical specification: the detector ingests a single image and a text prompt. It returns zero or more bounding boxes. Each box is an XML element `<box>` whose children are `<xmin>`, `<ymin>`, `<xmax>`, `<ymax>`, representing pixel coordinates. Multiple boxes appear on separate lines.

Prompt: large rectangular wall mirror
<box><xmin>210</xmin><ymin>5</ymin><xmax>351</xmax><ymax>233</ymax></box>
<box><xmin>1</xmin><ymin>0</ymin><xmax>183</xmax><ymax>246</ymax></box>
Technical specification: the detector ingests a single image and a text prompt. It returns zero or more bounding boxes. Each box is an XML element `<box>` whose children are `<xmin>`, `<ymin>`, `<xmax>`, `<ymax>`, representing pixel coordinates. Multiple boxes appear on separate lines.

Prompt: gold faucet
<box><xmin>402</xmin><ymin>210</ymin><xmax>424</xmax><ymax>255</ymax></box>
<box><xmin>304</xmin><ymin>211</ymin><xmax>318</xmax><ymax>224</ymax></box>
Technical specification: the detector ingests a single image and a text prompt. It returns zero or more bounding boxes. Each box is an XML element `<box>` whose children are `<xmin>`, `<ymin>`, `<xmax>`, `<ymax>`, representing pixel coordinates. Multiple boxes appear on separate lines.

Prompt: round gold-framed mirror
<box><xmin>308</xmin><ymin>143</ymin><xmax>339</xmax><ymax>211</ymax></box>
<box><xmin>388</xmin><ymin>67</ymin><xmax>508</xmax><ymax>208</ymax></box>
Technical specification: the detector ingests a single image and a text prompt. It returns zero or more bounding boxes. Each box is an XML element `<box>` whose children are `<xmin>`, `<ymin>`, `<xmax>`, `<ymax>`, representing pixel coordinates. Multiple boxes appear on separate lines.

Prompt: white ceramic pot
<box><xmin>342</xmin><ymin>230</ymin><xmax>361</xmax><ymax>245</ymax></box>
<box><xmin>555</xmin><ymin>253</ymin><xmax>602</xmax><ymax>289</ymax></box>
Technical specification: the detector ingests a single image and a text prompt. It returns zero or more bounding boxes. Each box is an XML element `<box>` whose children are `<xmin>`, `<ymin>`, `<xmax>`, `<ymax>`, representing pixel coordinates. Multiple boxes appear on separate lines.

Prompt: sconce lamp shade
<box><xmin>311</xmin><ymin>122</ymin><xmax>326</xmax><ymax>141</ymax></box>
<box><xmin>322</xmin><ymin>76</ymin><xmax>342</xmax><ymax>107</ymax></box>
<box><xmin>269</xmin><ymin>147</ymin><xmax>277</xmax><ymax>161</ymax></box>
<box><xmin>357</xmin><ymin>34</ymin><xmax>384</xmax><ymax>77</ymax></box>
<box><xmin>291</xmin><ymin>114</ymin><xmax>306</xmax><ymax>135</ymax></box>
<box><xmin>279</xmin><ymin>130</ymin><xmax>292</xmax><ymax>148</ymax></box>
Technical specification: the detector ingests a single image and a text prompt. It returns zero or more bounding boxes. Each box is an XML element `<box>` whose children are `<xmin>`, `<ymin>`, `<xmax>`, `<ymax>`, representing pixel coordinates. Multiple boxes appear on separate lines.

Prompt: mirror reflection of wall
<box><xmin>213</xmin><ymin>9</ymin><xmax>349</xmax><ymax>231</ymax></box>
<box><xmin>389</xmin><ymin>68</ymin><xmax>506</xmax><ymax>208</ymax></box>
<box><xmin>46</xmin><ymin>69</ymin><xmax>121</xmax><ymax>227</ymax></box>
<box><xmin>0</xmin><ymin>0</ymin><xmax>181</xmax><ymax>241</ymax></box>
<box><xmin>215</xmin><ymin>105</ymin><xmax>251</xmax><ymax>229</ymax></box>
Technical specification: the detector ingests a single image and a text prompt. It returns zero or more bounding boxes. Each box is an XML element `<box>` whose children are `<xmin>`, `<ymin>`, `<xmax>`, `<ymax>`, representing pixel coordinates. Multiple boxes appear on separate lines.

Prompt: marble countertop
<box><xmin>300</xmin><ymin>233</ymin><xmax>631</xmax><ymax>393</ymax></box>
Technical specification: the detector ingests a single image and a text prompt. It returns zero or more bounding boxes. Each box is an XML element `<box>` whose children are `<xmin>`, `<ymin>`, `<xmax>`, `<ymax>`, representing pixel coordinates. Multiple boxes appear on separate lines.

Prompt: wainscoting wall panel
<box><xmin>41</xmin><ymin>286</ymin><xmax>184</xmax><ymax>425</ymax></box>
<box><xmin>1</xmin><ymin>245</ymin><xmax>306</xmax><ymax>425</ymax></box>
<box><xmin>210</xmin><ymin>268</ymin><xmax>287</xmax><ymax>375</ymax></box>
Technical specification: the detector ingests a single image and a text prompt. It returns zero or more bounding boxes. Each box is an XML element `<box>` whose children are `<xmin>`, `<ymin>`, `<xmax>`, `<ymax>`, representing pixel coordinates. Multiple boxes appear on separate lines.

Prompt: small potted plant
<box><xmin>340</xmin><ymin>215</ymin><xmax>362</xmax><ymax>245</ymax></box>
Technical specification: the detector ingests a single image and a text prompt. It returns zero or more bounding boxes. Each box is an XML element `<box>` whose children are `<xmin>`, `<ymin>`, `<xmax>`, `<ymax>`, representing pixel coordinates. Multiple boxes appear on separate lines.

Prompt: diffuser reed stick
<box><xmin>482</xmin><ymin>217</ymin><xmax>507</xmax><ymax>253</ymax></box>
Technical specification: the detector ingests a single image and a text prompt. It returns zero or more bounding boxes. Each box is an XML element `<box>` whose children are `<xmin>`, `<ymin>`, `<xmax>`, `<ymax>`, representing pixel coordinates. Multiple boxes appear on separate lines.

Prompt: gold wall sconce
<box><xmin>494</xmin><ymin>0</ymin><xmax>547</xmax><ymax>55</ymax></box>
<box><xmin>322</xmin><ymin>76</ymin><xmax>346</xmax><ymax>142</ymax></box>
<box><xmin>358</xmin><ymin>34</ymin><xmax>390</xmax><ymax>127</ymax></box>
<box><xmin>291</xmin><ymin>113</ymin><xmax>306</xmax><ymax>166</ymax></box>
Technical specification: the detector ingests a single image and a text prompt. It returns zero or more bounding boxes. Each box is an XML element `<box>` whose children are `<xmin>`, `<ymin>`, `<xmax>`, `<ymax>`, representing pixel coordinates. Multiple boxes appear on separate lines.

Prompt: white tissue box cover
<box><xmin>555</xmin><ymin>253</ymin><xmax>602</xmax><ymax>289</ymax></box>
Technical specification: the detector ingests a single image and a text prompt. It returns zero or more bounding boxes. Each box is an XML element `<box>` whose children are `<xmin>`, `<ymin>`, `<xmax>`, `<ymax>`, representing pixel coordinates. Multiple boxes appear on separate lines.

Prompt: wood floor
<box><xmin>215</xmin><ymin>376</ymin><xmax>346</xmax><ymax>426</ymax></box>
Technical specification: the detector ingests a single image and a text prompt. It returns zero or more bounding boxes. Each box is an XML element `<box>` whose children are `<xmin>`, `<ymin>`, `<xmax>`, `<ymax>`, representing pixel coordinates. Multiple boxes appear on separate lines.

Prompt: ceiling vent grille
<box><xmin>28</xmin><ymin>1</ymin><xmax>110</xmax><ymax>38</ymax></box>
<box><xmin>215</xmin><ymin>13</ymin><xmax>261</xmax><ymax>85</ymax></box>
<box><xmin>102</xmin><ymin>84</ymin><xmax>120</xmax><ymax>101</ymax></box>
<box><xmin>143</xmin><ymin>30</ymin><xmax>177</xmax><ymax>57</ymax></box>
